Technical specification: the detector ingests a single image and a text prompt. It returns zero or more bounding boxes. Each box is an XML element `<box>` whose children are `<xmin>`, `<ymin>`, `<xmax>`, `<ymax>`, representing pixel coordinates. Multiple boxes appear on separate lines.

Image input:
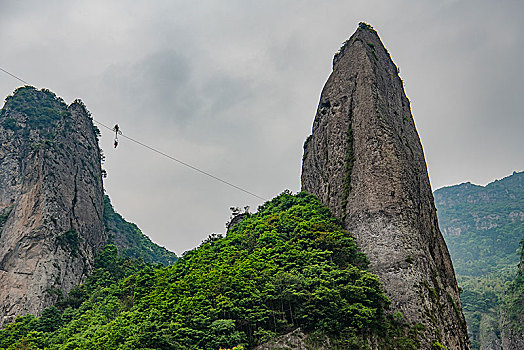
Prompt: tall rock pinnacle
<box><xmin>301</xmin><ymin>24</ymin><xmax>470</xmax><ymax>349</ymax></box>
<box><xmin>0</xmin><ymin>87</ymin><xmax>106</xmax><ymax>325</ymax></box>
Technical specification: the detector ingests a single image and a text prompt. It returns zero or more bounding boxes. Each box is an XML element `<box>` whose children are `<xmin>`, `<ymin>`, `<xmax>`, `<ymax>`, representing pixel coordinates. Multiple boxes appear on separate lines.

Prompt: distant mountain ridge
<box><xmin>434</xmin><ymin>171</ymin><xmax>524</xmax><ymax>276</ymax></box>
<box><xmin>434</xmin><ymin>171</ymin><xmax>524</xmax><ymax>349</ymax></box>
<box><xmin>435</xmin><ymin>171</ymin><xmax>523</xmax><ymax>207</ymax></box>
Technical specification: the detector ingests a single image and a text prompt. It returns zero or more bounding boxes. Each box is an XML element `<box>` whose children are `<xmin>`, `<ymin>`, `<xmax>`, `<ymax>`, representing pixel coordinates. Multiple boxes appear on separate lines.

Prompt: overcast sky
<box><xmin>1</xmin><ymin>0</ymin><xmax>523</xmax><ymax>255</ymax></box>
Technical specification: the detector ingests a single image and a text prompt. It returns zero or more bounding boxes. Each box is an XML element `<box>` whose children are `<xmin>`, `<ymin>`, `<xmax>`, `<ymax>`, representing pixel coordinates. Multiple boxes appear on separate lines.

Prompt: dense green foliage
<box><xmin>434</xmin><ymin>171</ymin><xmax>524</xmax><ymax>349</ymax></box>
<box><xmin>455</xmin><ymin>269</ymin><xmax>515</xmax><ymax>348</ymax></box>
<box><xmin>104</xmin><ymin>195</ymin><xmax>177</xmax><ymax>266</ymax></box>
<box><xmin>1</xmin><ymin>86</ymin><xmax>70</xmax><ymax>137</ymax></box>
<box><xmin>500</xmin><ymin>243</ymin><xmax>524</xmax><ymax>336</ymax></box>
<box><xmin>0</xmin><ymin>192</ymin><xmax>418</xmax><ymax>349</ymax></box>
<box><xmin>358</xmin><ymin>22</ymin><xmax>374</xmax><ymax>31</ymax></box>
<box><xmin>0</xmin><ymin>244</ymin><xmax>147</xmax><ymax>350</ymax></box>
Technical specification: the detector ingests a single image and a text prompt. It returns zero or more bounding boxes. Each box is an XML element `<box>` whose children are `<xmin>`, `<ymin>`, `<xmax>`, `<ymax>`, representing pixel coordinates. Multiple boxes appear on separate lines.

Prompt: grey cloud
<box><xmin>101</xmin><ymin>51</ymin><xmax>193</xmax><ymax>123</ymax></box>
<box><xmin>0</xmin><ymin>0</ymin><xmax>523</xmax><ymax>254</ymax></box>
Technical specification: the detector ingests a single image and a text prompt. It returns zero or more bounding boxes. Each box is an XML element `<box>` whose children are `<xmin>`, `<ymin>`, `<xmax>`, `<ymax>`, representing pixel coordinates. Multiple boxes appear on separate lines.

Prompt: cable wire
<box><xmin>0</xmin><ymin>65</ymin><xmax>267</xmax><ymax>201</ymax></box>
<box><xmin>95</xmin><ymin>120</ymin><xmax>266</xmax><ymax>200</ymax></box>
<box><xmin>0</xmin><ymin>67</ymin><xmax>30</xmax><ymax>85</ymax></box>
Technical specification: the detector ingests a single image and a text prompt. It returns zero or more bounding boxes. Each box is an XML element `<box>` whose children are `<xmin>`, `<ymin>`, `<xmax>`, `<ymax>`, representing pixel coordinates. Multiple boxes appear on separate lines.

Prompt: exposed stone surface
<box><xmin>0</xmin><ymin>87</ymin><xmax>106</xmax><ymax>326</ymax></box>
<box><xmin>301</xmin><ymin>24</ymin><xmax>470</xmax><ymax>349</ymax></box>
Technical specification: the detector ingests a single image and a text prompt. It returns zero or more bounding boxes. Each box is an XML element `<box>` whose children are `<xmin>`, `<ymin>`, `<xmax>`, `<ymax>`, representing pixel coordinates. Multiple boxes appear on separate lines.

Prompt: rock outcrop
<box><xmin>0</xmin><ymin>87</ymin><xmax>106</xmax><ymax>326</ymax></box>
<box><xmin>301</xmin><ymin>23</ymin><xmax>470</xmax><ymax>349</ymax></box>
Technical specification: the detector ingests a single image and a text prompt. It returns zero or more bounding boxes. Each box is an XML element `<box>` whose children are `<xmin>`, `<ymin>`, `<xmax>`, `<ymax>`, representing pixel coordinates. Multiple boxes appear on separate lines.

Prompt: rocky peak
<box><xmin>301</xmin><ymin>24</ymin><xmax>470</xmax><ymax>349</ymax></box>
<box><xmin>0</xmin><ymin>86</ymin><xmax>106</xmax><ymax>326</ymax></box>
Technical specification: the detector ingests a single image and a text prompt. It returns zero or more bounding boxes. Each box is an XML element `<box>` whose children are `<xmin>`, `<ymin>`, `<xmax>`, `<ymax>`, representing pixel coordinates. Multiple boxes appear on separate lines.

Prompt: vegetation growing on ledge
<box><xmin>0</xmin><ymin>206</ymin><xmax>13</xmax><ymax>233</ymax></box>
<box><xmin>0</xmin><ymin>192</ymin><xmax>419</xmax><ymax>349</ymax></box>
<box><xmin>56</xmin><ymin>229</ymin><xmax>80</xmax><ymax>257</ymax></box>
<box><xmin>358</xmin><ymin>22</ymin><xmax>374</xmax><ymax>31</ymax></box>
<box><xmin>1</xmin><ymin>86</ymin><xmax>70</xmax><ymax>137</ymax></box>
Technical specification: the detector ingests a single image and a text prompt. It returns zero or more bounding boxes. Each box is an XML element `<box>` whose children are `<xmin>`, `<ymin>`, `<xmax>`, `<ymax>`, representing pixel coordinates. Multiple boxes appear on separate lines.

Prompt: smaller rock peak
<box><xmin>0</xmin><ymin>87</ymin><xmax>106</xmax><ymax>326</ymax></box>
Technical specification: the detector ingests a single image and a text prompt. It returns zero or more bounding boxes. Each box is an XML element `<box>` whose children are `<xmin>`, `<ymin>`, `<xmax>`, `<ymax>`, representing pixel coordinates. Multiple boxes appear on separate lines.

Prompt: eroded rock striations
<box><xmin>0</xmin><ymin>87</ymin><xmax>106</xmax><ymax>326</ymax></box>
<box><xmin>301</xmin><ymin>24</ymin><xmax>470</xmax><ymax>349</ymax></box>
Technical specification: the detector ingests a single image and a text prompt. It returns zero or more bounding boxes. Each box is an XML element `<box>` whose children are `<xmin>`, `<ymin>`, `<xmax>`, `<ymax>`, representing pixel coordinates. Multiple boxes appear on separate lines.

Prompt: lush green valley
<box><xmin>434</xmin><ymin>171</ymin><xmax>524</xmax><ymax>349</ymax></box>
<box><xmin>0</xmin><ymin>192</ymin><xmax>419</xmax><ymax>349</ymax></box>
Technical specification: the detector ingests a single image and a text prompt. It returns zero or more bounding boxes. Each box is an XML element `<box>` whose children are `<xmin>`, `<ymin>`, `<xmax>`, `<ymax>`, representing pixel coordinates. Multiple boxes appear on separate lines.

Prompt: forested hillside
<box><xmin>104</xmin><ymin>195</ymin><xmax>177</xmax><ymax>266</ymax></box>
<box><xmin>500</xmin><ymin>244</ymin><xmax>524</xmax><ymax>348</ymax></box>
<box><xmin>434</xmin><ymin>171</ymin><xmax>524</xmax><ymax>349</ymax></box>
<box><xmin>0</xmin><ymin>192</ymin><xmax>419</xmax><ymax>349</ymax></box>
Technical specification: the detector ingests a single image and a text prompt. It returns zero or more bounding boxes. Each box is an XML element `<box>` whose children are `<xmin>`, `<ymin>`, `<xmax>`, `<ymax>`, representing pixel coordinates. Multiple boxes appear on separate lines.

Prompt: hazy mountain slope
<box><xmin>103</xmin><ymin>195</ymin><xmax>177</xmax><ymax>265</ymax></box>
<box><xmin>434</xmin><ymin>171</ymin><xmax>524</xmax><ymax>276</ymax></box>
<box><xmin>434</xmin><ymin>171</ymin><xmax>524</xmax><ymax>349</ymax></box>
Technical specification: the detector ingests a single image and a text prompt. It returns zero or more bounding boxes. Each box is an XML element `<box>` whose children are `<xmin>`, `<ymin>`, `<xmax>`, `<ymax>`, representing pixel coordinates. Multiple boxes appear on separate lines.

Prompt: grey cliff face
<box><xmin>0</xmin><ymin>87</ymin><xmax>106</xmax><ymax>326</ymax></box>
<box><xmin>301</xmin><ymin>25</ymin><xmax>470</xmax><ymax>349</ymax></box>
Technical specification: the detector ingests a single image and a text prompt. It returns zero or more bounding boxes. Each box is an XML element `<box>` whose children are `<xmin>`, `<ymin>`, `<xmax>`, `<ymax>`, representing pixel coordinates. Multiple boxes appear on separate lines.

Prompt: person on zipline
<box><xmin>113</xmin><ymin>124</ymin><xmax>120</xmax><ymax>148</ymax></box>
